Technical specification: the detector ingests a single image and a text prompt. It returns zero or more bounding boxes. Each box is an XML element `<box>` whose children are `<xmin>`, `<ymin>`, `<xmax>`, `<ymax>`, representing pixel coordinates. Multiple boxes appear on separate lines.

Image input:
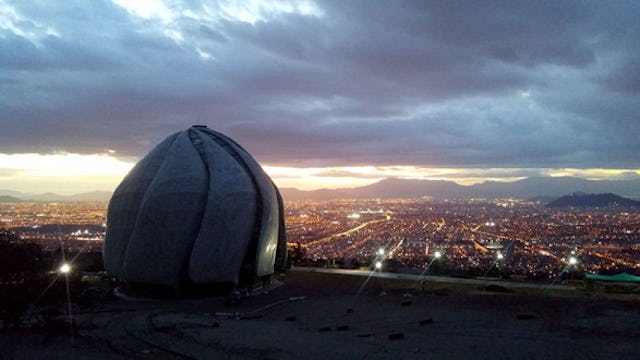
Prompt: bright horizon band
<box><xmin>1</xmin><ymin>153</ymin><xmax>639</xmax><ymax>194</ymax></box>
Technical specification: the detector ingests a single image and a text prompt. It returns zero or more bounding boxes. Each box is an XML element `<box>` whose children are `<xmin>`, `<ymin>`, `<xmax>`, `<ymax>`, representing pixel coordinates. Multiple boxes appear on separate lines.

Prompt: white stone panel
<box><xmin>123</xmin><ymin>131</ymin><xmax>208</xmax><ymax>288</ymax></box>
<box><xmin>188</xmin><ymin>129</ymin><xmax>256</xmax><ymax>284</ymax></box>
<box><xmin>104</xmin><ymin>133</ymin><xmax>179</xmax><ymax>279</ymax></box>
<box><xmin>199</xmin><ymin>129</ymin><xmax>280</xmax><ymax>277</ymax></box>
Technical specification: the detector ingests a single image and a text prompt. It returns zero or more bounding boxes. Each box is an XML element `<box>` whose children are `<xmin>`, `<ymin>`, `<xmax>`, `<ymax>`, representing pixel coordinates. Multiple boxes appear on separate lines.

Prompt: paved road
<box><xmin>304</xmin><ymin>219</ymin><xmax>386</xmax><ymax>247</ymax></box>
<box><xmin>291</xmin><ymin>266</ymin><xmax>578</xmax><ymax>291</ymax></box>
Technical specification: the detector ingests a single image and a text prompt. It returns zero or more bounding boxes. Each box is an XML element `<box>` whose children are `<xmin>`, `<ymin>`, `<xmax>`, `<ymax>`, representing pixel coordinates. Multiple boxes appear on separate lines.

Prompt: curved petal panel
<box><xmin>104</xmin><ymin>133</ymin><xmax>179</xmax><ymax>278</ymax></box>
<box><xmin>123</xmin><ymin>131</ymin><xmax>208</xmax><ymax>287</ymax></box>
<box><xmin>188</xmin><ymin>129</ymin><xmax>257</xmax><ymax>284</ymax></box>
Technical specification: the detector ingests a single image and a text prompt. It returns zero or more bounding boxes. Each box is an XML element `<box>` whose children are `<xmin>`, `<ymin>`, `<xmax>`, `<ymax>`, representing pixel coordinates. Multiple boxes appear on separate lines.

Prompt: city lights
<box><xmin>374</xmin><ymin>261</ymin><xmax>382</xmax><ymax>270</ymax></box>
<box><xmin>281</xmin><ymin>198</ymin><xmax>639</xmax><ymax>277</ymax></box>
<box><xmin>3</xmin><ymin>198</ymin><xmax>640</xmax><ymax>282</ymax></box>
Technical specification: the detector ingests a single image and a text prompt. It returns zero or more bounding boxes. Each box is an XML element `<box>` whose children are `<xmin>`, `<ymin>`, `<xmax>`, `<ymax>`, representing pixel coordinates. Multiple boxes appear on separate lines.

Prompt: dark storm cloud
<box><xmin>1</xmin><ymin>0</ymin><xmax>638</xmax><ymax>169</ymax></box>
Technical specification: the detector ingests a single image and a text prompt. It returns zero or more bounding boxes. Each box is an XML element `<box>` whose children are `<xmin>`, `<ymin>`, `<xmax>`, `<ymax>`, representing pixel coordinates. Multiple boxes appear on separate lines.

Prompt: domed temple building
<box><xmin>103</xmin><ymin>125</ymin><xmax>287</xmax><ymax>293</ymax></box>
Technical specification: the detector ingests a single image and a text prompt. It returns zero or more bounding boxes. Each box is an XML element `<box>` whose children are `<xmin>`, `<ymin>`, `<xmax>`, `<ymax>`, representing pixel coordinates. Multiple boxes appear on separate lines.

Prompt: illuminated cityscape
<box><xmin>2</xmin><ymin>199</ymin><xmax>638</xmax><ymax>280</ymax></box>
<box><xmin>287</xmin><ymin>199</ymin><xmax>640</xmax><ymax>279</ymax></box>
<box><xmin>0</xmin><ymin>202</ymin><xmax>106</xmax><ymax>252</ymax></box>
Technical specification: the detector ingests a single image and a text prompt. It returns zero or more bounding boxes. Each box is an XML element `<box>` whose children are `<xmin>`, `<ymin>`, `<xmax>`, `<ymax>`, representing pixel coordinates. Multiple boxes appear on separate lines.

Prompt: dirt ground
<box><xmin>1</xmin><ymin>270</ymin><xmax>639</xmax><ymax>359</ymax></box>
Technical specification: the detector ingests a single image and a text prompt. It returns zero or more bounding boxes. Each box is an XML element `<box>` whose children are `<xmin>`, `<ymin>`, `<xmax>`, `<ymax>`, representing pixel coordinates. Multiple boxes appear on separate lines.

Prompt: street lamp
<box><xmin>377</xmin><ymin>248</ymin><xmax>385</xmax><ymax>256</ymax></box>
<box><xmin>420</xmin><ymin>250</ymin><xmax>443</xmax><ymax>291</ymax></box>
<box><xmin>59</xmin><ymin>263</ymin><xmax>71</xmax><ymax>274</ymax></box>
<box><xmin>568</xmin><ymin>256</ymin><xmax>578</xmax><ymax>265</ymax></box>
<box><xmin>375</xmin><ymin>261</ymin><xmax>382</xmax><ymax>270</ymax></box>
<box><xmin>496</xmin><ymin>252</ymin><xmax>505</xmax><ymax>279</ymax></box>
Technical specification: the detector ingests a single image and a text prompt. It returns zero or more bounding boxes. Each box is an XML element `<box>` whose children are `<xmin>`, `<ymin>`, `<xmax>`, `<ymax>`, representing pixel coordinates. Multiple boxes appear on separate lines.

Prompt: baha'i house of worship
<box><xmin>103</xmin><ymin>125</ymin><xmax>287</xmax><ymax>294</ymax></box>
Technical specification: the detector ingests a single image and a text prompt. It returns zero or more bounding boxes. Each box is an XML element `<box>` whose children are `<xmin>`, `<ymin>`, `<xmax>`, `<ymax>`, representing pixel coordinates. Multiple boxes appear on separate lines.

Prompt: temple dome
<box><xmin>103</xmin><ymin>126</ymin><xmax>286</xmax><ymax>291</ymax></box>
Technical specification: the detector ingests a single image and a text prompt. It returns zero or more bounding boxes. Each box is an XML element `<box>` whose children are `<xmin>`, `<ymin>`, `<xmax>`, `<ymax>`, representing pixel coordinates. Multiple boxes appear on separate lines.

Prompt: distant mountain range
<box><xmin>546</xmin><ymin>193</ymin><xmax>640</xmax><ymax>208</ymax></box>
<box><xmin>0</xmin><ymin>190</ymin><xmax>113</xmax><ymax>202</ymax></box>
<box><xmin>280</xmin><ymin>176</ymin><xmax>640</xmax><ymax>201</ymax></box>
<box><xmin>0</xmin><ymin>195</ymin><xmax>23</xmax><ymax>203</ymax></box>
<box><xmin>1</xmin><ymin>176</ymin><xmax>640</xmax><ymax>202</ymax></box>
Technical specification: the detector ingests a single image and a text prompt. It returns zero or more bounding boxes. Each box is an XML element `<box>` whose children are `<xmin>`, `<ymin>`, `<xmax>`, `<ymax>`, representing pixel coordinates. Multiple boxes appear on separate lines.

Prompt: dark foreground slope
<box><xmin>1</xmin><ymin>270</ymin><xmax>639</xmax><ymax>359</ymax></box>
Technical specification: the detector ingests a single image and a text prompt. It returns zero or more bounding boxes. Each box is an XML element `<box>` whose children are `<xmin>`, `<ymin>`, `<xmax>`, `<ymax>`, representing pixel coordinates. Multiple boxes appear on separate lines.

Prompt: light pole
<box><xmin>568</xmin><ymin>256</ymin><xmax>578</xmax><ymax>280</ymax></box>
<box><xmin>420</xmin><ymin>250</ymin><xmax>443</xmax><ymax>291</ymax></box>
<box><xmin>58</xmin><ymin>262</ymin><xmax>74</xmax><ymax>350</ymax></box>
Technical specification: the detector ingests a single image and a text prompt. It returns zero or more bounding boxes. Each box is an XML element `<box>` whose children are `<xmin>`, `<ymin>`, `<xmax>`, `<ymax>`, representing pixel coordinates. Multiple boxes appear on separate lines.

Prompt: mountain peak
<box><xmin>547</xmin><ymin>193</ymin><xmax>640</xmax><ymax>208</ymax></box>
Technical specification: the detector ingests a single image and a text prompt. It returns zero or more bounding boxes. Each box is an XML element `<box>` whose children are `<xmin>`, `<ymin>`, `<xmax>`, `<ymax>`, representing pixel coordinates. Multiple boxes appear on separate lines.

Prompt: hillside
<box><xmin>547</xmin><ymin>193</ymin><xmax>640</xmax><ymax>208</ymax></box>
<box><xmin>1</xmin><ymin>270</ymin><xmax>639</xmax><ymax>359</ymax></box>
<box><xmin>0</xmin><ymin>195</ymin><xmax>23</xmax><ymax>203</ymax></box>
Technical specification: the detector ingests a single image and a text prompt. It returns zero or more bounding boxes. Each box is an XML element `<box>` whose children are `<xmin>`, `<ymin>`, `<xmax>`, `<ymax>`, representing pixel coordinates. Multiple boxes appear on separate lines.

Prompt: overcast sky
<box><xmin>1</xmin><ymin>0</ymin><xmax>639</xmax><ymax>193</ymax></box>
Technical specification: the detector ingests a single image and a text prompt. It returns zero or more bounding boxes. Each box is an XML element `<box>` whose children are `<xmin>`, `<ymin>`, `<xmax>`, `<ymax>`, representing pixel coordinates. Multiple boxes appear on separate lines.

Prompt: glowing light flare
<box><xmin>374</xmin><ymin>261</ymin><xmax>382</xmax><ymax>270</ymax></box>
<box><xmin>434</xmin><ymin>250</ymin><xmax>442</xmax><ymax>259</ymax></box>
<box><xmin>377</xmin><ymin>248</ymin><xmax>385</xmax><ymax>256</ymax></box>
<box><xmin>497</xmin><ymin>252</ymin><xmax>504</xmax><ymax>260</ymax></box>
<box><xmin>59</xmin><ymin>263</ymin><xmax>71</xmax><ymax>274</ymax></box>
<box><xmin>569</xmin><ymin>256</ymin><xmax>578</xmax><ymax>265</ymax></box>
